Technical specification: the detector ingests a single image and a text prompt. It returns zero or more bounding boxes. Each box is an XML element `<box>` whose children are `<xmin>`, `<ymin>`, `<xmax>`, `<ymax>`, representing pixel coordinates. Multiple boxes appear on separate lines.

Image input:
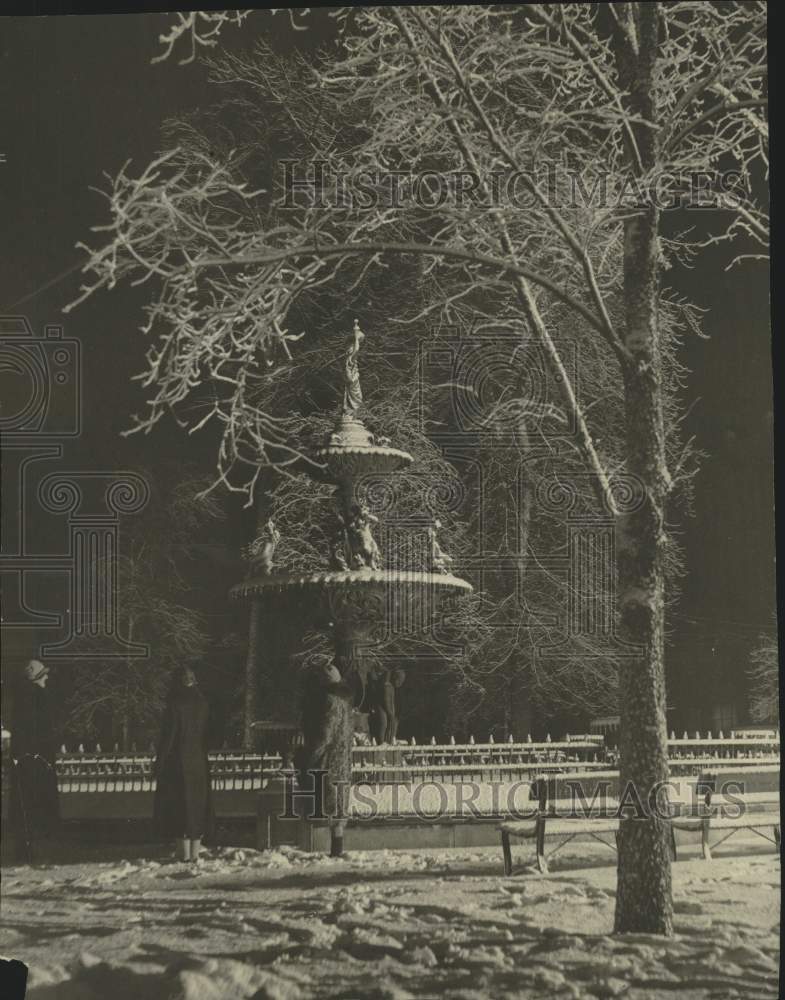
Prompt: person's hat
<box><xmin>25</xmin><ymin>659</ymin><xmax>49</xmax><ymax>682</ymax></box>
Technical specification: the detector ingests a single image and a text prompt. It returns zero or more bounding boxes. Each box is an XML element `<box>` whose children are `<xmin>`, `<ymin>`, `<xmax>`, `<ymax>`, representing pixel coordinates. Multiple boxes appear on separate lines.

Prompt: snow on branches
<box><xmin>69</xmin><ymin>4</ymin><xmax>767</xmax><ymax>504</ymax></box>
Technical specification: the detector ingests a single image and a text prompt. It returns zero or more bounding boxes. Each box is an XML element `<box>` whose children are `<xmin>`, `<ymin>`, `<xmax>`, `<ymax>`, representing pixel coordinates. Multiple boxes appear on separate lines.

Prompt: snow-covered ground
<box><xmin>1</xmin><ymin>838</ymin><xmax>779</xmax><ymax>999</ymax></box>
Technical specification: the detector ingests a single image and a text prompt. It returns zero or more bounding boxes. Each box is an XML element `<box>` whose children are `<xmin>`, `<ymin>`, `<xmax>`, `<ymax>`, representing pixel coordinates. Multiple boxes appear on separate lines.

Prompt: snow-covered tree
<box><xmin>69</xmin><ymin>4</ymin><xmax>767</xmax><ymax>935</ymax></box>
<box><xmin>747</xmin><ymin>630</ymin><xmax>780</xmax><ymax>725</ymax></box>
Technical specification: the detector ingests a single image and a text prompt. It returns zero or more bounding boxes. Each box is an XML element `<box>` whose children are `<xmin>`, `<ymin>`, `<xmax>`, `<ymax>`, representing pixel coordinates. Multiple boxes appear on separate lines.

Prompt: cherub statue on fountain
<box><xmin>244</xmin><ymin>518</ymin><xmax>281</xmax><ymax>576</ymax></box>
<box><xmin>345</xmin><ymin>503</ymin><xmax>381</xmax><ymax>570</ymax></box>
<box><xmin>328</xmin><ymin>515</ymin><xmax>350</xmax><ymax>571</ymax></box>
<box><xmin>427</xmin><ymin>518</ymin><xmax>453</xmax><ymax>574</ymax></box>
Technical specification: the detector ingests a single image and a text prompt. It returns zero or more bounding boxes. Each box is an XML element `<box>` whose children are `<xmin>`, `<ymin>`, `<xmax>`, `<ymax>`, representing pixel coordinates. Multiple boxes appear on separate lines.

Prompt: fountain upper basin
<box><xmin>232</xmin><ymin>568</ymin><xmax>473</xmax><ymax>600</ymax></box>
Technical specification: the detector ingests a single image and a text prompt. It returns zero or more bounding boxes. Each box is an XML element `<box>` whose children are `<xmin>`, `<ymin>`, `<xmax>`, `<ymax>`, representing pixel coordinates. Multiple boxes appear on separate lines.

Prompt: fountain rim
<box><xmin>312</xmin><ymin>443</ymin><xmax>414</xmax><ymax>463</ymax></box>
<box><xmin>231</xmin><ymin>568</ymin><xmax>473</xmax><ymax>600</ymax></box>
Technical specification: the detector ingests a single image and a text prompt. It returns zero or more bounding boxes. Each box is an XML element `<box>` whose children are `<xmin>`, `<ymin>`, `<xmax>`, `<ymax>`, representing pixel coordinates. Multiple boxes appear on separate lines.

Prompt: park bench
<box><xmin>500</xmin><ymin>813</ymin><xmax>625</xmax><ymax>875</ymax></box>
<box><xmin>499</xmin><ymin>773</ymin><xmax>779</xmax><ymax>874</ymax></box>
<box><xmin>499</xmin><ymin>773</ymin><xmax>629</xmax><ymax>874</ymax></box>
<box><xmin>671</xmin><ymin>772</ymin><xmax>780</xmax><ymax>860</ymax></box>
<box><xmin>499</xmin><ymin>772</ymin><xmax>696</xmax><ymax>875</ymax></box>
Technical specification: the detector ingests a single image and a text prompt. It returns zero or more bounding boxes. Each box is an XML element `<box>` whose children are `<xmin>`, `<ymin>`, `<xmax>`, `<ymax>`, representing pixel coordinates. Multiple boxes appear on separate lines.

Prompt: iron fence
<box><xmin>53</xmin><ymin>732</ymin><xmax>779</xmax><ymax>792</ymax></box>
<box><xmin>55</xmin><ymin>752</ymin><xmax>281</xmax><ymax>793</ymax></box>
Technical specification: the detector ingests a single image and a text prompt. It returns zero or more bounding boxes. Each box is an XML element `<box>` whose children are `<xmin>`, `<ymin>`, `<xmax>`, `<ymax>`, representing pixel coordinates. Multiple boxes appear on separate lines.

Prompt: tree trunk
<box><xmin>511</xmin><ymin>421</ymin><xmax>534</xmax><ymax>739</ymax></box>
<box><xmin>242</xmin><ymin>600</ymin><xmax>262</xmax><ymax>750</ymax></box>
<box><xmin>503</xmin><ymin>678</ymin><xmax>512</xmax><ymax>739</ymax></box>
<box><xmin>614</xmin><ymin>349</ymin><xmax>673</xmax><ymax>935</ymax></box>
<box><xmin>242</xmin><ymin>484</ymin><xmax>274</xmax><ymax>750</ymax></box>
<box><xmin>613</xmin><ymin>2</ymin><xmax>673</xmax><ymax>935</ymax></box>
<box><xmin>122</xmin><ymin>620</ymin><xmax>133</xmax><ymax>754</ymax></box>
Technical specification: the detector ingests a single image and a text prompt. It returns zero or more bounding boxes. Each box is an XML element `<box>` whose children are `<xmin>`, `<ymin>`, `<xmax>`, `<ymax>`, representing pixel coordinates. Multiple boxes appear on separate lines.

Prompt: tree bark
<box><xmin>614</xmin><ymin>342</ymin><xmax>673</xmax><ymax>935</ymax></box>
<box><xmin>612</xmin><ymin>2</ymin><xmax>673</xmax><ymax>935</ymax></box>
<box><xmin>242</xmin><ymin>481</ymin><xmax>275</xmax><ymax>750</ymax></box>
<box><xmin>242</xmin><ymin>599</ymin><xmax>262</xmax><ymax>750</ymax></box>
<box><xmin>123</xmin><ymin>619</ymin><xmax>134</xmax><ymax>753</ymax></box>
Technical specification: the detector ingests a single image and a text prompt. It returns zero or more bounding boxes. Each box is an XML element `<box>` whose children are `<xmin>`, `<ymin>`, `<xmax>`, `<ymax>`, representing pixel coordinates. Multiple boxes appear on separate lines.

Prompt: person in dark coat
<box><xmin>7</xmin><ymin>660</ymin><xmax>61</xmax><ymax>861</ymax></box>
<box><xmin>153</xmin><ymin>666</ymin><xmax>214</xmax><ymax>862</ymax></box>
<box><xmin>296</xmin><ymin>659</ymin><xmax>354</xmax><ymax>856</ymax></box>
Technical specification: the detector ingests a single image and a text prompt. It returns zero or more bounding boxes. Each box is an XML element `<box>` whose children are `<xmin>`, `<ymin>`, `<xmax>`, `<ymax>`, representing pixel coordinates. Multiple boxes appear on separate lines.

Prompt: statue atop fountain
<box><xmin>328</xmin><ymin>320</ymin><xmax>374</xmax><ymax>449</ymax></box>
<box><xmin>343</xmin><ymin>320</ymin><xmax>365</xmax><ymax>415</ymax></box>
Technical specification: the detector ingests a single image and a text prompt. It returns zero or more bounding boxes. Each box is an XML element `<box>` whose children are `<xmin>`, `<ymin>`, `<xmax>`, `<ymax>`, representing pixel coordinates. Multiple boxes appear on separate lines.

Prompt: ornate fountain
<box><xmin>232</xmin><ymin>320</ymin><xmax>472</xmax><ymax>851</ymax></box>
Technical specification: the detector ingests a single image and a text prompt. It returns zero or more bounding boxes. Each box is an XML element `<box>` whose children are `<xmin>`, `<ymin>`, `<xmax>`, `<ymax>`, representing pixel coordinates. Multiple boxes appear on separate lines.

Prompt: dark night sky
<box><xmin>1</xmin><ymin>13</ymin><xmax>776</xmax><ymax>728</ymax></box>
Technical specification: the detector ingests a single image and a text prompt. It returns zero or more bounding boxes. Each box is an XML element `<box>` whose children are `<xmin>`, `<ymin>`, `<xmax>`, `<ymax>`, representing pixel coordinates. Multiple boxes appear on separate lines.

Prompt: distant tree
<box><xmin>239</xmin><ymin>476</ymin><xmax>277</xmax><ymax>749</ymax></box>
<box><xmin>747</xmin><ymin>631</ymin><xmax>780</xmax><ymax>725</ymax></box>
<box><xmin>67</xmin><ymin>465</ymin><xmax>224</xmax><ymax>750</ymax></box>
